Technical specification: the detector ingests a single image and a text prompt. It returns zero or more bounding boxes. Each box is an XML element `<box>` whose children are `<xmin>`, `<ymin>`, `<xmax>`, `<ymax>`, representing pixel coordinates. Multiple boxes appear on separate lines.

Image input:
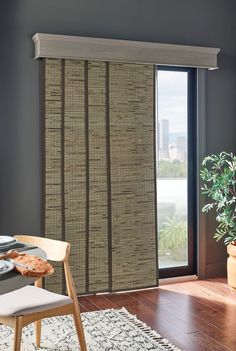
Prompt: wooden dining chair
<box><xmin>0</xmin><ymin>235</ymin><xmax>87</xmax><ymax>351</ymax></box>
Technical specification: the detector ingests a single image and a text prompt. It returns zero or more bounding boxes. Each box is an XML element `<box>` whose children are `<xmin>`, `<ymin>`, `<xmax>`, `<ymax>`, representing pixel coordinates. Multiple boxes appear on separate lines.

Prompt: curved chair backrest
<box><xmin>14</xmin><ymin>235</ymin><xmax>70</xmax><ymax>262</ymax></box>
<box><xmin>10</xmin><ymin>235</ymin><xmax>87</xmax><ymax>351</ymax></box>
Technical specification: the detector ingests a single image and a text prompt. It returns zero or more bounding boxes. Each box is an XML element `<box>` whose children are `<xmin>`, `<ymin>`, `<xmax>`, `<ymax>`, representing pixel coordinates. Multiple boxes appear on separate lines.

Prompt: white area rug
<box><xmin>0</xmin><ymin>308</ymin><xmax>183</xmax><ymax>350</ymax></box>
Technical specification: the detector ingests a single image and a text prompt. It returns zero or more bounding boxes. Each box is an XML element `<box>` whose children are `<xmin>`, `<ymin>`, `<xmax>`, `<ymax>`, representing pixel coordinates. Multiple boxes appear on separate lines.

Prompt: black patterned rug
<box><xmin>0</xmin><ymin>308</ymin><xmax>183</xmax><ymax>350</ymax></box>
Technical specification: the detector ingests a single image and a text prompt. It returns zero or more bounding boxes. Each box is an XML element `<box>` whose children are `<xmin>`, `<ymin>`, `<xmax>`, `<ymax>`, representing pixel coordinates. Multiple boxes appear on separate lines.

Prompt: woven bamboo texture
<box><xmin>43</xmin><ymin>58</ymin><xmax>157</xmax><ymax>294</ymax></box>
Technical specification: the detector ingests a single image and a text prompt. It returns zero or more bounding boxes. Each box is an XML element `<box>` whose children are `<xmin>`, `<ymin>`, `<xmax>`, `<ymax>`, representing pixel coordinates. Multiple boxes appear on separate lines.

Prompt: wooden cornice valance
<box><xmin>33</xmin><ymin>33</ymin><xmax>220</xmax><ymax>70</ymax></box>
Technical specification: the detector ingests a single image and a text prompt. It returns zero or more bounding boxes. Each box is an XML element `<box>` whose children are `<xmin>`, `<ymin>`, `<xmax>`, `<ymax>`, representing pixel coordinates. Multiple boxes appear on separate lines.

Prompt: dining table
<box><xmin>0</xmin><ymin>246</ymin><xmax>47</xmax><ymax>295</ymax></box>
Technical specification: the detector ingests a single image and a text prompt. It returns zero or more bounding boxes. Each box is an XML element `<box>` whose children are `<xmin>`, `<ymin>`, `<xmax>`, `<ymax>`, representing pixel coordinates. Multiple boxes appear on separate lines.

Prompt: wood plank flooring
<box><xmin>78</xmin><ymin>278</ymin><xmax>236</xmax><ymax>351</ymax></box>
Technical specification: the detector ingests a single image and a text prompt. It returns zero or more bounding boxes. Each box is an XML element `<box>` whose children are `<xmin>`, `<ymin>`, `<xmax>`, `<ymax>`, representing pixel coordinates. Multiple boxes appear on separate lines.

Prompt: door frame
<box><xmin>156</xmin><ymin>65</ymin><xmax>197</xmax><ymax>278</ymax></box>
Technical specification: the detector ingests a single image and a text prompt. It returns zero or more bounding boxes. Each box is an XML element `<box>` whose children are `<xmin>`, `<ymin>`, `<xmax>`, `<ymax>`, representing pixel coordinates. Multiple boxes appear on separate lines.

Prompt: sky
<box><xmin>157</xmin><ymin>70</ymin><xmax>188</xmax><ymax>135</ymax></box>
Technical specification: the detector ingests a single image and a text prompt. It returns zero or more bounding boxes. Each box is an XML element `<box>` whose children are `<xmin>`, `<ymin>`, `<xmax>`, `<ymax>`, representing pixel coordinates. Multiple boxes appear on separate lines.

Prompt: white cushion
<box><xmin>0</xmin><ymin>286</ymin><xmax>72</xmax><ymax>316</ymax></box>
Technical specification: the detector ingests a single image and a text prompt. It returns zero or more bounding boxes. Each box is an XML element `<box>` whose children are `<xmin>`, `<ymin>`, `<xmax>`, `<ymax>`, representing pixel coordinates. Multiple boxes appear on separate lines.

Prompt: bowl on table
<box><xmin>0</xmin><ymin>236</ymin><xmax>26</xmax><ymax>253</ymax></box>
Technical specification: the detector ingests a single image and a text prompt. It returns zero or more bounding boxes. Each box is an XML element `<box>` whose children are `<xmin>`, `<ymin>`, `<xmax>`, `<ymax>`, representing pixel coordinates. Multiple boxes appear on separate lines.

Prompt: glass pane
<box><xmin>157</xmin><ymin>70</ymin><xmax>188</xmax><ymax>269</ymax></box>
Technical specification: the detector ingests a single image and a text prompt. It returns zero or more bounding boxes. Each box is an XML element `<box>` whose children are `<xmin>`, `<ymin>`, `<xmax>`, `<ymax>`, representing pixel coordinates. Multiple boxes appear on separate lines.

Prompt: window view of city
<box><xmin>157</xmin><ymin>70</ymin><xmax>188</xmax><ymax>269</ymax></box>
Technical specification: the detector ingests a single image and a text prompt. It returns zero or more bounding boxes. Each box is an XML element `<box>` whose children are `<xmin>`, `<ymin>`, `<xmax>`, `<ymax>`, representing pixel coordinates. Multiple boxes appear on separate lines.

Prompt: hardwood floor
<box><xmin>78</xmin><ymin>278</ymin><xmax>236</xmax><ymax>351</ymax></box>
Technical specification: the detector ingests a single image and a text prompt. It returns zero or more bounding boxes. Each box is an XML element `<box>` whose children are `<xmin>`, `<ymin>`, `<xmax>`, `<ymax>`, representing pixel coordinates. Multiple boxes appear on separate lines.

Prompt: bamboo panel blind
<box><xmin>43</xmin><ymin>58</ymin><xmax>157</xmax><ymax>294</ymax></box>
<box><xmin>109</xmin><ymin>63</ymin><xmax>157</xmax><ymax>291</ymax></box>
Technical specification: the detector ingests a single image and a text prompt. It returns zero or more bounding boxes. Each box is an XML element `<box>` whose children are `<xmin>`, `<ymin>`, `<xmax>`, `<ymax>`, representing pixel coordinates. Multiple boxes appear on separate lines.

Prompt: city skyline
<box><xmin>159</xmin><ymin>119</ymin><xmax>187</xmax><ymax>162</ymax></box>
<box><xmin>157</xmin><ymin>70</ymin><xmax>188</xmax><ymax>134</ymax></box>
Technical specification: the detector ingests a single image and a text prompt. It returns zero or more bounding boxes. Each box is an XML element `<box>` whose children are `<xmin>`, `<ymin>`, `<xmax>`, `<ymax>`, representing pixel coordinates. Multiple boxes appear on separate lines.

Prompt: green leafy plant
<box><xmin>158</xmin><ymin>160</ymin><xmax>187</xmax><ymax>178</ymax></box>
<box><xmin>159</xmin><ymin>216</ymin><xmax>187</xmax><ymax>251</ymax></box>
<box><xmin>200</xmin><ymin>152</ymin><xmax>236</xmax><ymax>245</ymax></box>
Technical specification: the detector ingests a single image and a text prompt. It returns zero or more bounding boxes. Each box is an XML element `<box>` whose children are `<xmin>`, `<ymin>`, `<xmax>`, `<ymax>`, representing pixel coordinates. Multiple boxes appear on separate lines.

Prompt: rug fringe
<box><xmin>119</xmin><ymin>307</ymin><xmax>184</xmax><ymax>351</ymax></box>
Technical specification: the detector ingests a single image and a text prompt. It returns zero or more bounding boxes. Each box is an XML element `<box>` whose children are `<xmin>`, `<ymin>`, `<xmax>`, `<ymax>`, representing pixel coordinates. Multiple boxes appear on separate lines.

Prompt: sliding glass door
<box><xmin>156</xmin><ymin>66</ymin><xmax>196</xmax><ymax>278</ymax></box>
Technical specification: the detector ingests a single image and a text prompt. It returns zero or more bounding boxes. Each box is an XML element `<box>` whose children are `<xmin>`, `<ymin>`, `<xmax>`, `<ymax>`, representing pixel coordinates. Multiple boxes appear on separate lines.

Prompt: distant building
<box><xmin>169</xmin><ymin>144</ymin><xmax>178</xmax><ymax>160</ymax></box>
<box><xmin>162</xmin><ymin>119</ymin><xmax>169</xmax><ymax>151</ymax></box>
<box><xmin>176</xmin><ymin>136</ymin><xmax>187</xmax><ymax>161</ymax></box>
<box><xmin>160</xmin><ymin>119</ymin><xmax>169</xmax><ymax>159</ymax></box>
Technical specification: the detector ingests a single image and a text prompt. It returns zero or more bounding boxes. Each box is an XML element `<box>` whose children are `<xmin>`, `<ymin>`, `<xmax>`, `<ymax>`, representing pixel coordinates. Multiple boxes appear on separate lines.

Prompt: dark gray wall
<box><xmin>1</xmin><ymin>0</ymin><xmax>236</xmax><ymax>276</ymax></box>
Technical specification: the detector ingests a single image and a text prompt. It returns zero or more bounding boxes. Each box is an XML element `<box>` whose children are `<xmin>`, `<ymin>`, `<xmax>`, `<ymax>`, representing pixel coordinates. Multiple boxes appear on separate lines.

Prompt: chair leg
<box><xmin>73</xmin><ymin>309</ymin><xmax>87</xmax><ymax>351</ymax></box>
<box><xmin>13</xmin><ymin>317</ymin><xmax>23</xmax><ymax>351</ymax></box>
<box><xmin>35</xmin><ymin>319</ymin><xmax>41</xmax><ymax>347</ymax></box>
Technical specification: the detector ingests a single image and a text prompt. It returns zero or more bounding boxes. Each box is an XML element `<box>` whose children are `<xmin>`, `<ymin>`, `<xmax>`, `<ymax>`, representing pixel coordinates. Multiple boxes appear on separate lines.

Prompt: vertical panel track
<box><xmin>42</xmin><ymin>59</ymin><xmax>46</xmax><ymax>238</ymax></box>
<box><xmin>153</xmin><ymin>65</ymin><xmax>159</xmax><ymax>284</ymax></box>
<box><xmin>61</xmin><ymin>59</ymin><xmax>66</xmax><ymax>294</ymax></box>
<box><xmin>84</xmin><ymin>60</ymin><xmax>90</xmax><ymax>293</ymax></box>
<box><xmin>105</xmin><ymin>62</ymin><xmax>113</xmax><ymax>292</ymax></box>
<box><xmin>41</xmin><ymin>59</ymin><xmax>46</xmax><ymax>290</ymax></box>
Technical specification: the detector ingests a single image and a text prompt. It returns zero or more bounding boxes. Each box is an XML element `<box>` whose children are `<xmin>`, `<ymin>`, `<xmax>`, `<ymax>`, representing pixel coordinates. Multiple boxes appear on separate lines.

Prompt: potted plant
<box><xmin>200</xmin><ymin>151</ymin><xmax>236</xmax><ymax>290</ymax></box>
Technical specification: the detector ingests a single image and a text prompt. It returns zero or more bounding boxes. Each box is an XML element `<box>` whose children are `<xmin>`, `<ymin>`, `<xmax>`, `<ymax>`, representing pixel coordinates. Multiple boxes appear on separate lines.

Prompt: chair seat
<box><xmin>0</xmin><ymin>286</ymin><xmax>72</xmax><ymax>316</ymax></box>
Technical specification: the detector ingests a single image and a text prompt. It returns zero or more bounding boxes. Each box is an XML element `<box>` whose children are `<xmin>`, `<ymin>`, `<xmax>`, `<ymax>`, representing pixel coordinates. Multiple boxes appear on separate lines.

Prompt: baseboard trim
<box><xmin>159</xmin><ymin>274</ymin><xmax>198</xmax><ymax>285</ymax></box>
